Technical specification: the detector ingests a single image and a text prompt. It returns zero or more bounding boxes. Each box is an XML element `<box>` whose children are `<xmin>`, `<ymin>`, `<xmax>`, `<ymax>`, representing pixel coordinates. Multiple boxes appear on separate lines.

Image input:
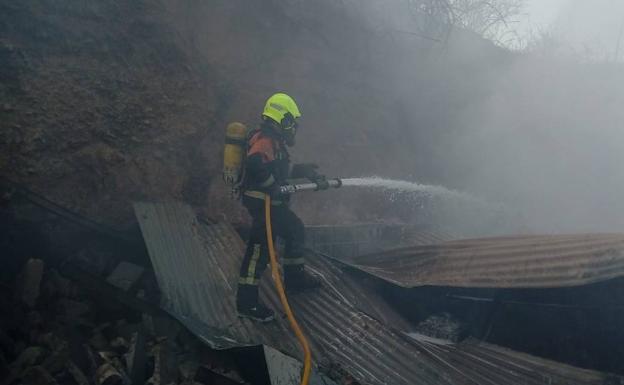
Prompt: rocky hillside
<box><xmin>1</xmin><ymin>0</ymin><xmax>507</xmax><ymax>227</ymax></box>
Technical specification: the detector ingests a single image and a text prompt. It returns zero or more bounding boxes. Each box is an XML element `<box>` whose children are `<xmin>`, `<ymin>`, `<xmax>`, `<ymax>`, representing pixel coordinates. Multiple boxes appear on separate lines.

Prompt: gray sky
<box><xmin>518</xmin><ymin>0</ymin><xmax>624</xmax><ymax>59</ymax></box>
<box><xmin>523</xmin><ymin>0</ymin><xmax>567</xmax><ymax>29</ymax></box>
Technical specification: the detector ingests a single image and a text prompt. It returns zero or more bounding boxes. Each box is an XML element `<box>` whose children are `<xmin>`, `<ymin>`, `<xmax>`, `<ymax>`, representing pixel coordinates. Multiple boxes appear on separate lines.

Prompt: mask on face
<box><xmin>280</xmin><ymin>112</ymin><xmax>298</xmax><ymax>146</ymax></box>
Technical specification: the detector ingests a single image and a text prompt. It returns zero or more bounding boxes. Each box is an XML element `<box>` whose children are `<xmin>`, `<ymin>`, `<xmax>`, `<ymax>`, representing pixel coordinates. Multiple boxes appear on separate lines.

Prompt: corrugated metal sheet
<box><xmin>344</xmin><ymin>234</ymin><xmax>624</xmax><ymax>288</ymax></box>
<box><xmin>408</xmin><ymin>336</ymin><xmax>623</xmax><ymax>385</ymax></box>
<box><xmin>305</xmin><ymin>223</ymin><xmax>456</xmax><ymax>259</ymax></box>
<box><xmin>134</xmin><ymin>203</ymin><xmax>623</xmax><ymax>385</ymax></box>
<box><xmin>264</xmin><ymin>346</ymin><xmax>338</xmax><ymax>385</ymax></box>
<box><xmin>134</xmin><ymin>202</ymin><xmax>299</xmax><ymax>351</ymax></box>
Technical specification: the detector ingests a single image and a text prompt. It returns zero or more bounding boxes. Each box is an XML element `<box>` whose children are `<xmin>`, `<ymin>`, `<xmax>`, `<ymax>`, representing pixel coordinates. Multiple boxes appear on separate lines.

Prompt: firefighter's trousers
<box><xmin>236</xmin><ymin>194</ymin><xmax>305</xmax><ymax>309</ymax></box>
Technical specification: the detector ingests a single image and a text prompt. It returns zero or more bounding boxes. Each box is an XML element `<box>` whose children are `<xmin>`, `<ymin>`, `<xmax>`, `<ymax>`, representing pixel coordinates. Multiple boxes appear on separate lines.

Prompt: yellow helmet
<box><xmin>262</xmin><ymin>93</ymin><xmax>301</xmax><ymax>129</ymax></box>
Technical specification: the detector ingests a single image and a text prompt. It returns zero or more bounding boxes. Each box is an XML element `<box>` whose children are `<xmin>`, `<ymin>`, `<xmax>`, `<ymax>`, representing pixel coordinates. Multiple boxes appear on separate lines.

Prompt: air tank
<box><xmin>223</xmin><ymin>122</ymin><xmax>247</xmax><ymax>186</ymax></box>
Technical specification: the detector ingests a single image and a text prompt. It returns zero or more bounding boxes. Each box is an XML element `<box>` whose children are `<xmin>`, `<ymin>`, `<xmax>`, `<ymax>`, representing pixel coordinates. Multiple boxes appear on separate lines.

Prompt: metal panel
<box><xmin>344</xmin><ymin>234</ymin><xmax>624</xmax><ymax>288</ymax></box>
<box><xmin>263</xmin><ymin>346</ymin><xmax>338</xmax><ymax>385</ymax></box>
<box><xmin>408</xmin><ymin>335</ymin><xmax>620</xmax><ymax>385</ymax></box>
<box><xmin>305</xmin><ymin>223</ymin><xmax>455</xmax><ymax>259</ymax></box>
<box><xmin>134</xmin><ymin>203</ymin><xmax>623</xmax><ymax>385</ymax></box>
<box><xmin>134</xmin><ymin>202</ymin><xmax>298</xmax><ymax>351</ymax></box>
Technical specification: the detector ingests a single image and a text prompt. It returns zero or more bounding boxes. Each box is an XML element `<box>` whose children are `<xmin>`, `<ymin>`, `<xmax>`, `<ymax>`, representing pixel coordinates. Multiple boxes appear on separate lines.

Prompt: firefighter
<box><xmin>236</xmin><ymin>93</ymin><xmax>321</xmax><ymax>322</ymax></box>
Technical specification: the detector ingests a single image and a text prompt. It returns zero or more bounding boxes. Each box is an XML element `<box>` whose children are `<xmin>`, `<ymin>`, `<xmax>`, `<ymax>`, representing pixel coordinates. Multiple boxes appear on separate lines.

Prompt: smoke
<box><xmin>160</xmin><ymin>0</ymin><xmax>624</xmax><ymax>235</ymax></box>
<box><xmin>302</xmin><ymin>1</ymin><xmax>624</xmax><ymax>235</ymax></box>
<box><xmin>437</xmin><ymin>46</ymin><xmax>624</xmax><ymax>233</ymax></box>
<box><xmin>553</xmin><ymin>0</ymin><xmax>624</xmax><ymax>61</ymax></box>
<box><xmin>363</xmin><ymin>1</ymin><xmax>624</xmax><ymax>235</ymax></box>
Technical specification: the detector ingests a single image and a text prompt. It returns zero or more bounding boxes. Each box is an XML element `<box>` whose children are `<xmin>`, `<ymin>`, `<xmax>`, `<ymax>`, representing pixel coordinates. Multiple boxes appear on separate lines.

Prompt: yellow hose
<box><xmin>265</xmin><ymin>196</ymin><xmax>312</xmax><ymax>385</ymax></box>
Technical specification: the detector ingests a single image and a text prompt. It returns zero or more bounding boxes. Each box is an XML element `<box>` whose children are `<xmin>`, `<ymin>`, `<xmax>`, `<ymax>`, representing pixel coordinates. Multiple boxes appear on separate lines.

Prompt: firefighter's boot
<box><xmin>284</xmin><ymin>265</ymin><xmax>321</xmax><ymax>293</ymax></box>
<box><xmin>236</xmin><ymin>284</ymin><xmax>274</xmax><ymax>322</ymax></box>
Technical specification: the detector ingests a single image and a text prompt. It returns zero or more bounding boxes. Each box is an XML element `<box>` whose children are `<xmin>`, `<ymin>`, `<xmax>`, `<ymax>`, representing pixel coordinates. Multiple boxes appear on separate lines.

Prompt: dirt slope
<box><xmin>0</xmin><ymin>0</ymin><xmax>505</xmax><ymax>226</ymax></box>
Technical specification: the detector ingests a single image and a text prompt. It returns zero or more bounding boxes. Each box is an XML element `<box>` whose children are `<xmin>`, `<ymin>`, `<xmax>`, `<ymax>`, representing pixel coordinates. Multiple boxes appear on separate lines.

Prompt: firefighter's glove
<box><xmin>291</xmin><ymin>163</ymin><xmax>320</xmax><ymax>181</ymax></box>
<box><xmin>315</xmin><ymin>177</ymin><xmax>330</xmax><ymax>191</ymax></box>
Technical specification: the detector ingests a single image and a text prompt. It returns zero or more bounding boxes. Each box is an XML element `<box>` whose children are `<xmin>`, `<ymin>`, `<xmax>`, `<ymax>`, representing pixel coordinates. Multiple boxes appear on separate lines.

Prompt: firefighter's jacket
<box><xmin>243</xmin><ymin>128</ymin><xmax>290</xmax><ymax>203</ymax></box>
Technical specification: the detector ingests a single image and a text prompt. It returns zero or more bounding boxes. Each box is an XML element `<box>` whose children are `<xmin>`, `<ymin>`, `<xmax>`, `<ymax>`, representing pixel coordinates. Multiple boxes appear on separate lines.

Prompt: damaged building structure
<box><xmin>3</xmin><ymin>0</ymin><xmax>624</xmax><ymax>384</ymax></box>
<box><xmin>2</xmin><ymin>179</ymin><xmax>624</xmax><ymax>385</ymax></box>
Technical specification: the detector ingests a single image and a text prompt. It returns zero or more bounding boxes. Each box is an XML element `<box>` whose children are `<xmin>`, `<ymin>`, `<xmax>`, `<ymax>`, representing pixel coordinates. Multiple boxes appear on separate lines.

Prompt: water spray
<box><xmin>279</xmin><ymin>176</ymin><xmax>480</xmax><ymax>204</ymax></box>
<box><xmin>341</xmin><ymin>176</ymin><xmax>483</xmax><ymax>203</ymax></box>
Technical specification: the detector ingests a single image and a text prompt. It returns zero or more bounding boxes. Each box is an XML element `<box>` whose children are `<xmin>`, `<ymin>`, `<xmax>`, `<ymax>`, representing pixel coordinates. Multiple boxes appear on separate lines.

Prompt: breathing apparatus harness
<box><xmin>223</xmin><ymin>121</ymin><xmax>288</xmax><ymax>199</ymax></box>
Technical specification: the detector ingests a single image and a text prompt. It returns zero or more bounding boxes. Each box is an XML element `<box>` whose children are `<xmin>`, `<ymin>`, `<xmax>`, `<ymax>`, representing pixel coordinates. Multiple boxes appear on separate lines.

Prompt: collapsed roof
<box><xmin>134</xmin><ymin>202</ymin><xmax>623</xmax><ymax>385</ymax></box>
<box><xmin>340</xmin><ymin>234</ymin><xmax>624</xmax><ymax>288</ymax></box>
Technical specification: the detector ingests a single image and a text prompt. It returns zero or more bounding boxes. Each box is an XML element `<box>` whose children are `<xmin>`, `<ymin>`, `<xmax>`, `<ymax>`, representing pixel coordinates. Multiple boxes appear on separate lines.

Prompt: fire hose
<box><xmin>265</xmin><ymin>177</ymin><xmax>342</xmax><ymax>385</ymax></box>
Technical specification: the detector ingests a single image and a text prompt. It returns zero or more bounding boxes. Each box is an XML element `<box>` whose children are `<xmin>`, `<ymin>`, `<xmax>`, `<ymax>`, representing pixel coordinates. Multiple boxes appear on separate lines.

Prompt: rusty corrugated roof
<box><xmin>343</xmin><ymin>234</ymin><xmax>624</xmax><ymax>288</ymax></box>
<box><xmin>408</xmin><ymin>335</ymin><xmax>623</xmax><ymax>385</ymax></box>
<box><xmin>134</xmin><ymin>202</ymin><xmax>623</xmax><ymax>385</ymax></box>
<box><xmin>305</xmin><ymin>223</ymin><xmax>456</xmax><ymax>259</ymax></box>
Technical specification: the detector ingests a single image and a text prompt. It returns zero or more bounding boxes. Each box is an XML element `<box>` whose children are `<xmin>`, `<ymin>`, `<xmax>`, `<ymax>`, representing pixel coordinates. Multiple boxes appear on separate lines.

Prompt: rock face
<box><xmin>0</xmin><ymin>0</ymin><xmax>504</xmax><ymax>226</ymax></box>
<box><xmin>1</xmin><ymin>1</ymin><xmax>221</xmax><ymax>225</ymax></box>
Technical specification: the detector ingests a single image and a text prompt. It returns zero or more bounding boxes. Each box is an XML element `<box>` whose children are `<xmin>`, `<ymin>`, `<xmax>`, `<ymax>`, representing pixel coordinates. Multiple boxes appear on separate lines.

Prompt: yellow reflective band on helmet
<box><xmin>270</xmin><ymin>103</ymin><xmax>285</xmax><ymax>112</ymax></box>
<box><xmin>262</xmin><ymin>93</ymin><xmax>301</xmax><ymax>124</ymax></box>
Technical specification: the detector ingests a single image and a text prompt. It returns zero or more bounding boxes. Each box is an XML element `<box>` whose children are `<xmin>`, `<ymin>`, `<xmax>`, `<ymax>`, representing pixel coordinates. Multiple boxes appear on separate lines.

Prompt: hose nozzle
<box><xmin>279</xmin><ymin>178</ymin><xmax>342</xmax><ymax>195</ymax></box>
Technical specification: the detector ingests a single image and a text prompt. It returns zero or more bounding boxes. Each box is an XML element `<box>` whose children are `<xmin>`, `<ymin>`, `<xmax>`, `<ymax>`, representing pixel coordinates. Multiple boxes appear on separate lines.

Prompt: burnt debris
<box><xmin>0</xmin><ymin>181</ymin><xmax>258</xmax><ymax>385</ymax></box>
<box><xmin>0</xmin><ymin>256</ymin><xmax>254</xmax><ymax>385</ymax></box>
